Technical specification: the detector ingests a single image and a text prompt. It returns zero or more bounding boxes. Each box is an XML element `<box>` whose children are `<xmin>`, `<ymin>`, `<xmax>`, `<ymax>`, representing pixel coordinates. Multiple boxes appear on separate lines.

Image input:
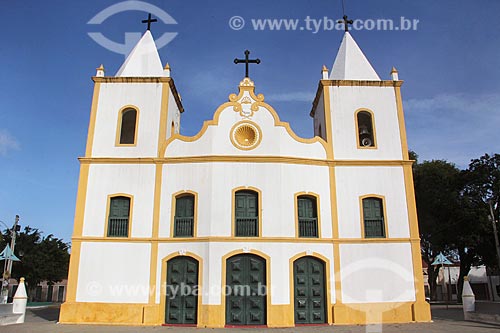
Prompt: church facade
<box><xmin>60</xmin><ymin>29</ymin><xmax>431</xmax><ymax>327</ymax></box>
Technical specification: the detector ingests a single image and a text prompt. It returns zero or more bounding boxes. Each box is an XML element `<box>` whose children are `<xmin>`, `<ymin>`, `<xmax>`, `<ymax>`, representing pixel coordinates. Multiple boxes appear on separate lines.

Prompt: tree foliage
<box><xmin>413</xmin><ymin>153</ymin><xmax>499</xmax><ymax>300</ymax></box>
<box><xmin>0</xmin><ymin>226</ymin><xmax>70</xmax><ymax>292</ymax></box>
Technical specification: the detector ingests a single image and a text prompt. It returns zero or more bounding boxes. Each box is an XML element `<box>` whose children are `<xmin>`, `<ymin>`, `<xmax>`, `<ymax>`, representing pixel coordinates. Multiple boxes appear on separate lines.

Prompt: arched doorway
<box><xmin>165</xmin><ymin>256</ymin><xmax>199</xmax><ymax>324</ymax></box>
<box><xmin>226</xmin><ymin>254</ymin><xmax>266</xmax><ymax>325</ymax></box>
<box><xmin>293</xmin><ymin>256</ymin><xmax>326</xmax><ymax>324</ymax></box>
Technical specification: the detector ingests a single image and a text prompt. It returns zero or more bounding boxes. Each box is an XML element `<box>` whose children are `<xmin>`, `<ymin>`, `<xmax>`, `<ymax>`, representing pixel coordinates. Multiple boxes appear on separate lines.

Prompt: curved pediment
<box><xmin>161</xmin><ymin>78</ymin><xmax>327</xmax><ymax>160</ymax></box>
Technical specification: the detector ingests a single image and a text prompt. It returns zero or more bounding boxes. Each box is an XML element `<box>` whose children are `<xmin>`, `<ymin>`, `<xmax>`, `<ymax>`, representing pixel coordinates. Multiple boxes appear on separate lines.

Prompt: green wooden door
<box><xmin>362</xmin><ymin>198</ymin><xmax>385</xmax><ymax>238</ymax></box>
<box><xmin>294</xmin><ymin>257</ymin><xmax>326</xmax><ymax>324</ymax></box>
<box><xmin>226</xmin><ymin>254</ymin><xmax>266</xmax><ymax>325</ymax></box>
<box><xmin>235</xmin><ymin>191</ymin><xmax>258</xmax><ymax>236</ymax></box>
<box><xmin>165</xmin><ymin>257</ymin><xmax>199</xmax><ymax>324</ymax></box>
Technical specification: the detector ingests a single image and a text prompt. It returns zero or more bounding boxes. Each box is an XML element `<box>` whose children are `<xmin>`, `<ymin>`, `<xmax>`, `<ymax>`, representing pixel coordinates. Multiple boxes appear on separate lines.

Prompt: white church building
<box><xmin>60</xmin><ymin>27</ymin><xmax>431</xmax><ymax>327</ymax></box>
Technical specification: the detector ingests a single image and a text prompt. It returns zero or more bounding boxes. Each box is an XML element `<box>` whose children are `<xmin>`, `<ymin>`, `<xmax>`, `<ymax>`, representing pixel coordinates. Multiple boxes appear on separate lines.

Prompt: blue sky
<box><xmin>0</xmin><ymin>0</ymin><xmax>499</xmax><ymax>243</ymax></box>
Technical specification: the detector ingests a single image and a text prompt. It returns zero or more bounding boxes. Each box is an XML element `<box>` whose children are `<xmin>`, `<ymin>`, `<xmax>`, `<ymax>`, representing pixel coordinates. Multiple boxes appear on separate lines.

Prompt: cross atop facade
<box><xmin>142</xmin><ymin>13</ymin><xmax>158</xmax><ymax>31</ymax></box>
<box><xmin>234</xmin><ymin>50</ymin><xmax>261</xmax><ymax>78</ymax></box>
<box><xmin>338</xmin><ymin>15</ymin><xmax>353</xmax><ymax>32</ymax></box>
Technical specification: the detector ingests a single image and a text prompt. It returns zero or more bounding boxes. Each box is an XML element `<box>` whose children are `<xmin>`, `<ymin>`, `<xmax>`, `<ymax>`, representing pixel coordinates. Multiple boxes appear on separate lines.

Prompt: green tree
<box><xmin>0</xmin><ymin>226</ymin><xmax>70</xmax><ymax>297</ymax></box>
<box><xmin>462</xmin><ymin>153</ymin><xmax>500</xmax><ymax>272</ymax></box>
<box><xmin>413</xmin><ymin>159</ymin><xmax>461</xmax><ymax>300</ymax></box>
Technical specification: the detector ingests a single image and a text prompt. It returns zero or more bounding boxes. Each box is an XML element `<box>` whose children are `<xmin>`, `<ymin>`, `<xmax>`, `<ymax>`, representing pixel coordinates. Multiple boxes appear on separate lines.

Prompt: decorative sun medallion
<box><xmin>230</xmin><ymin>121</ymin><xmax>262</xmax><ymax>150</ymax></box>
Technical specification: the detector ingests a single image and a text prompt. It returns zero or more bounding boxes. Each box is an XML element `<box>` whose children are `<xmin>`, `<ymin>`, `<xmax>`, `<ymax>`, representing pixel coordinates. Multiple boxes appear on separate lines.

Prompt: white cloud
<box><xmin>404</xmin><ymin>93</ymin><xmax>500</xmax><ymax>168</ymax></box>
<box><xmin>266</xmin><ymin>91</ymin><xmax>314</xmax><ymax>102</ymax></box>
<box><xmin>0</xmin><ymin>129</ymin><xmax>20</xmax><ymax>155</ymax></box>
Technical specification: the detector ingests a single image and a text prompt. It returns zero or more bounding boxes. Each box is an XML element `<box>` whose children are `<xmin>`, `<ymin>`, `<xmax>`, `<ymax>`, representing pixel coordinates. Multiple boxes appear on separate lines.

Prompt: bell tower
<box><xmin>310</xmin><ymin>31</ymin><xmax>431</xmax><ymax>322</ymax></box>
<box><xmin>84</xmin><ymin>30</ymin><xmax>183</xmax><ymax>159</ymax></box>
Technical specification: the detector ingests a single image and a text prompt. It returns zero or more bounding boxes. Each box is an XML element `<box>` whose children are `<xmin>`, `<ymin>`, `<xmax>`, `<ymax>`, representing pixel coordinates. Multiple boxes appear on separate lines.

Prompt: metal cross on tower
<box><xmin>142</xmin><ymin>13</ymin><xmax>158</xmax><ymax>31</ymax></box>
<box><xmin>234</xmin><ymin>50</ymin><xmax>261</xmax><ymax>78</ymax></box>
<box><xmin>338</xmin><ymin>15</ymin><xmax>353</xmax><ymax>32</ymax></box>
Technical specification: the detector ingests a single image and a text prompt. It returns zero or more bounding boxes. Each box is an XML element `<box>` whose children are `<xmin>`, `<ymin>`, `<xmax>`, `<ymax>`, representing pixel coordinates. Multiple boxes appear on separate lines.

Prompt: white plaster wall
<box><xmin>329</xmin><ymin>86</ymin><xmax>403</xmax><ymax>160</ymax></box>
<box><xmin>76</xmin><ymin>242</ymin><xmax>151</xmax><ymax>303</ymax></box>
<box><xmin>340</xmin><ymin>243</ymin><xmax>416</xmax><ymax>303</ymax></box>
<box><xmin>313</xmin><ymin>92</ymin><xmax>327</xmax><ymax>141</ymax></box>
<box><xmin>83</xmin><ymin>164</ymin><xmax>155</xmax><ymax>237</ymax></box>
<box><xmin>159</xmin><ymin>163</ymin><xmax>332</xmax><ymax>239</ymax></box>
<box><xmin>91</xmin><ymin>83</ymin><xmax>163</xmax><ymax>157</ymax></box>
<box><xmin>155</xmin><ymin>242</ymin><xmax>335</xmax><ymax>305</ymax></box>
<box><xmin>166</xmin><ymin>87</ymin><xmax>180</xmax><ymax>138</ymax></box>
<box><xmin>335</xmin><ymin>166</ymin><xmax>410</xmax><ymax>238</ymax></box>
<box><xmin>165</xmin><ymin>96</ymin><xmax>326</xmax><ymax>159</ymax></box>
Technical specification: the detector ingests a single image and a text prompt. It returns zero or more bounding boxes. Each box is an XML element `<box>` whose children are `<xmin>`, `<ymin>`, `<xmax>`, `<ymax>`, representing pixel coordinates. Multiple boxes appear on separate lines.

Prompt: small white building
<box><xmin>60</xmin><ymin>30</ymin><xmax>431</xmax><ymax>327</ymax></box>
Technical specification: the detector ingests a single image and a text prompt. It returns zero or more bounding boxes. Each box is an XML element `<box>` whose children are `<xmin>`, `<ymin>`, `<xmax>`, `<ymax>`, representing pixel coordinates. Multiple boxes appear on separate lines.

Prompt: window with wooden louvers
<box><xmin>107</xmin><ymin>196</ymin><xmax>130</xmax><ymax>237</ymax></box>
<box><xmin>362</xmin><ymin>197</ymin><xmax>385</xmax><ymax>238</ymax></box>
<box><xmin>298</xmin><ymin>196</ymin><xmax>318</xmax><ymax>238</ymax></box>
<box><xmin>174</xmin><ymin>195</ymin><xmax>195</xmax><ymax>237</ymax></box>
<box><xmin>235</xmin><ymin>191</ymin><xmax>259</xmax><ymax>237</ymax></box>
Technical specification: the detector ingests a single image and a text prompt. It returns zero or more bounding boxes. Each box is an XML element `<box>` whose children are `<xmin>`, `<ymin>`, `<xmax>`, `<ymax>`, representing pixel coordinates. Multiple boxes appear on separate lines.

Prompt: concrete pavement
<box><xmin>1</xmin><ymin>305</ymin><xmax>499</xmax><ymax>333</ymax></box>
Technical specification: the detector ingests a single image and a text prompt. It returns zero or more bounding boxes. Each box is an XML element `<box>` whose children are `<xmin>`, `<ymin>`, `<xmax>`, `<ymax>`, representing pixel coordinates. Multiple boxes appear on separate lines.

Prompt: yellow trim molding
<box><xmin>169</xmin><ymin>190</ymin><xmax>198</xmax><ymax>238</ymax></box>
<box><xmin>310</xmin><ymin>80</ymin><xmax>403</xmax><ymax>117</ymax></box>
<box><xmin>354</xmin><ymin>108</ymin><xmax>378</xmax><ymax>150</ymax></box>
<box><xmin>92</xmin><ymin>76</ymin><xmax>184</xmax><ymax>113</ymax></box>
<box><xmin>394</xmin><ymin>86</ymin><xmax>410</xmax><ymax>160</ymax></box>
<box><xmin>359</xmin><ymin>194</ymin><xmax>389</xmax><ymax>239</ymax></box>
<box><xmin>148</xmin><ymin>164</ymin><xmax>163</xmax><ymax>303</ymax></box>
<box><xmin>78</xmin><ymin>156</ymin><xmax>416</xmax><ymax>167</ymax></box>
<box><xmin>65</xmin><ymin>162</ymin><xmax>91</xmax><ymax>302</ymax></box>
<box><xmin>159</xmin><ymin>252</ymin><xmax>203</xmax><ymax>326</ymax></box>
<box><xmin>294</xmin><ymin>192</ymin><xmax>322</xmax><ymax>238</ymax></box>
<box><xmin>115</xmin><ymin>105</ymin><xmax>139</xmax><ymax>147</ymax></box>
<box><xmin>157</xmin><ymin>84</ymin><xmax>170</xmax><ymax>156</ymax></box>
<box><xmin>103</xmin><ymin>193</ymin><xmax>134</xmax><ymax>238</ymax></box>
<box><xmin>229</xmin><ymin>121</ymin><xmax>263</xmax><ymax>151</ymax></box>
<box><xmin>231</xmin><ymin>186</ymin><xmax>263</xmax><ymax>237</ymax></box>
<box><xmin>402</xmin><ymin>164</ymin><xmax>431</xmax><ymax>321</ymax></box>
<box><xmin>72</xmin><ymin>235</ymin><xmax>419</xmax><ymax>244</ymax></box>
<box><xmin>85</xmin><ymin>82</ymin><xmax>101</xmax><ymax>157</ymax></box>
<box><xmin>159</xmin><ymin>81</ymin><xmax>329</xmax><ymax>158</ymax></box>
<box><xmin>289</xmin><ymin>252</ymin><xmax>333</xmax><ymax>324</ymax></box>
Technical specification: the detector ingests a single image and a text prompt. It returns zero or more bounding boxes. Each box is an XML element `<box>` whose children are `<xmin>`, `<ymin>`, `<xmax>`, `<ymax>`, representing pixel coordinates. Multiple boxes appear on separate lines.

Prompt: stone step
<box><xmin>0</xmin><ymin>313</ymin><xmax>22</xmax><ymax>326</ymax></box>
<box><xmin>465</xmin><ymin>311</ymin><xmax>500</xmax><ymax>326</ymax></box>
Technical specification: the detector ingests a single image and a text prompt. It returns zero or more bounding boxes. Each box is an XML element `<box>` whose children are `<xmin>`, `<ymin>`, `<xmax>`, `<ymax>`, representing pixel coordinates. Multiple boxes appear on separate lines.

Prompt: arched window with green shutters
<box><xmin>174</xmin><ymin>194</ymin><xmax>195</xmax><ymax>237</ymax></box>
<box><xmin>362</xmin><ymin>197</ymin><xmax>386</xmax><ymax>238</ymax></box>
<box><xmin>107</xmin><ymin>196</ymin><xmax>130</xmax><ymax>237</ymax></box>
<box><xmin>297</xmin><ymin>195</ymin><xmax>318</xmax><ymax>238</ymax></box>
<box><xmin>234</xmin><ymin>190</ymin><xmax>259</xmax><ymax>237</ymax></box>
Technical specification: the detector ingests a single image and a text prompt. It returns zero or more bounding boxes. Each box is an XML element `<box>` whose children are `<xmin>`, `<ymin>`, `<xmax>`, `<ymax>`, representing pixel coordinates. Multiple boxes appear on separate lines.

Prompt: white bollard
<box><xmin>462</xmin><ymin>276</ymin><xmax>475</xmax><ymax>313</ymax></box>
<box><xmin>12</xmin><ymin>277</ymin><xmax>27</xmax><ymax>324</ymax></box>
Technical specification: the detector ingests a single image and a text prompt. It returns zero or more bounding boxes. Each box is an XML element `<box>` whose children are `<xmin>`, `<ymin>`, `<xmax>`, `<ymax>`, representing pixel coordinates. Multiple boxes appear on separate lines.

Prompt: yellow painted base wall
<box><xmin>60</xmin><ymin>301</ymin><xmax>430</xmax><ymax>327</ymax></box>
<box><xmin>333</xmin><ymin>301</ymin><xmax>431</xmax><ymax>325</ymax></box>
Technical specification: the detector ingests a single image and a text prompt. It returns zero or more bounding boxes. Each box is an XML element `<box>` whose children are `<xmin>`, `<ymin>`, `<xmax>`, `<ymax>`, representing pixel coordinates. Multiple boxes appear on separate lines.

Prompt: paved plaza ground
<box><xmin>2</xmin><ymin>304</ymin><xmax>499</xmax><ymax>333</ymax></box>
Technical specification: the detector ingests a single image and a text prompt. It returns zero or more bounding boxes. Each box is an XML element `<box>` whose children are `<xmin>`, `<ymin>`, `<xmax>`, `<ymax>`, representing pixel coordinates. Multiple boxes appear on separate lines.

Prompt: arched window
<box><xmin>118</xmin><ymin>108</ymin><xmax>137</xmax><ymax>144</ymax></box>
<box><xmin>234</xmin><ymin>190</ymin><xmax>259</xmax><ymax>237</ymax></box>
<box><xmin>297</xmin><ymin>195</ymin><xmax>318</xmax><ymax>238</ymax></box>
<box><xmin>107</xmin><ymin>196</ymin><xmax>131</xmax><ymax>237</ymax></box>
<box><xmin>356</xmin><ymin>110</ymin><xmax>376</xmax><ymax>148</ymax></box>
<box><xmin>174</xmin><ymin>194</ymin><xmax>195</xmax><ymax>237</ymax></box>
<box><xmin>362</xmin><ymin>197</ymin><xmax>385</xmax><ymax>238</ymax></box>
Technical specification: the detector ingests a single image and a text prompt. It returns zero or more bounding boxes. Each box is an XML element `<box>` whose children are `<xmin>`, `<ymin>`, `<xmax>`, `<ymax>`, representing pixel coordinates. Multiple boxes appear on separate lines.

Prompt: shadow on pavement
<box><xmin>28</xmin><ymin>305</ymin><xmax>60</xmax><ymax>322</ymax></box>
